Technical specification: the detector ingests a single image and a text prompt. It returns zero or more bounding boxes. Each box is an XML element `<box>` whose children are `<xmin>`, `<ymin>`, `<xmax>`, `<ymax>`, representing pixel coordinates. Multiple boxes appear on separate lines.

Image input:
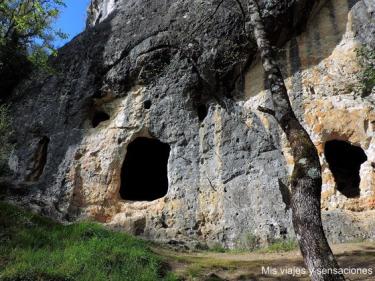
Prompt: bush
<box><xmin>236</xmin><ymin>232</ymin><xmax>259</xmax><ymax>251</ymax></box>
<box><xmin>0</xmin><ymin>105</ymin><xmax>12</xmax><ymax>176</ymax></box>
<box><xmin>209</xmin><ymin>243</ymin><xmax>227</xmax><ymax>253</ymax></box>
<box><xmin>356</xmin><ymin>46</ymin><xmax>375</xmax><ymax>97</ymax></box>
<box><xmin>262</xmin><ymin>239</ymin><xmax>298</xmax><ymax>253</ymax></box>
<box><xmin>0</xmin><ymin>42</ymin><xmax>32</xmax><ymax>97</ymax></box>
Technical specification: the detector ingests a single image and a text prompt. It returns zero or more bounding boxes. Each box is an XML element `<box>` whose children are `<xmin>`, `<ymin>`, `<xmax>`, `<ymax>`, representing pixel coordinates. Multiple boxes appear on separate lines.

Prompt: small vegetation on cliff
<box><xmin>356</xmin><ymin>46</ymin><xmax>375</xmax><ymax>97</ymax></box>
<box><xmin>0</xmin><ymin>202</ymin><xmax>176</xmax><ymax>281</ymax></box>
<box><xmin>0</xmin><ymin>105</ymin><xmax>12</xmax><ymax>175</ymax></box>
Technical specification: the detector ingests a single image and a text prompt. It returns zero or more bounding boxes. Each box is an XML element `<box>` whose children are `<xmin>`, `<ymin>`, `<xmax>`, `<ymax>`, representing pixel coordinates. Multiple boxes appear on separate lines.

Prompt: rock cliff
<box><xmin>4</xmin><ymin>0</ymin><xmax>375</xmax><ymax>248</ymax></box>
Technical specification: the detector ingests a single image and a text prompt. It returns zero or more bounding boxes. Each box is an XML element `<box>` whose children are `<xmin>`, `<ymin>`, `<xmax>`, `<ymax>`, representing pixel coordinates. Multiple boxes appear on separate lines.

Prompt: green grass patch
<box><xmin>0</xmin><ymin>202</ymin><xmax>176</xmax><ymax>281</ymax></box>
<box><xmin>208</xmin><ymin>243</ymin><xmax>227</xmax><ymax>253</ymax></box>
<box><xmin>259</xmin><ymin>239</ymin><xmax>299</xmax><ymax>253</ymax></box>
<box><xmin>207</xmin><ymin>233</ymin><xmax>298</xmax><ymax>254</ymax></box>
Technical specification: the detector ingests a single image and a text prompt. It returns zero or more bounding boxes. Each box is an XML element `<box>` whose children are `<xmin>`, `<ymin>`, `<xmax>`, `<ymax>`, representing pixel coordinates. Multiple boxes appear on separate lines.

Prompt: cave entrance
<box><xmin>92</xmin><ymin>111</ymin><xmax>110</xmax><ymax>128</ymax></box>
<box><xmin>324</xmin><ymin>140</ymin><xmax>367</xmax><ymax>198</ymax></box>
<box><xmin>25</xmin><ymin>136</ymin><xmax>50</xmax><ymax>182</ymax></box>
<box><xmin>120</xmin><ymin>137</ymin><xmax>170</xmax><ymax>201</ymax></box>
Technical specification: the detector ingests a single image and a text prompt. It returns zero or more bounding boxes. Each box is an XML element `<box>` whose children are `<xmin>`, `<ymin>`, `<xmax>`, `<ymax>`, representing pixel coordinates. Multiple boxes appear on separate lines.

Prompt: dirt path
<box><xmin>154</xmin><ymin>242</ymin><xmax>375</xmax><ymax>281</ymax></box>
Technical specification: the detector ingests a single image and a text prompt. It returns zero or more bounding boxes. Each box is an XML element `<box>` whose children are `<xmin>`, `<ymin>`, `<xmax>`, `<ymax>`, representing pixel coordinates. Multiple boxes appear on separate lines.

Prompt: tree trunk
<box><xmin>247</xmin><ymin>1</ymin><xmax>345</xmax><ymax>280</ymax></box>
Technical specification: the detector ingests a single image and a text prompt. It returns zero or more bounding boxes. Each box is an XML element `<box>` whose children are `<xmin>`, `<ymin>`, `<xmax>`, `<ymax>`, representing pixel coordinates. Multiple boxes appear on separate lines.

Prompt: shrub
<box><xmin>356</xmin><ymin>46</ymin><xmax>375</xmax><ymax>97</ymax></box>
<box><xmin>0</xmin><ymin>105</ymin><xmax>12</xmax><ymax>175</ymax></box>
<box><xmin>263</xmin><ymin>239</ymin><xmax>298</xmax><ymax>253</ymax></box>
<box><xmin>209</xmin><ymin>243</ymin><xmax>227</xmax><ymax>253</ymax></box>
<box><xmin>236</xmin><ymin>232</ymin><xmax>259</xmax><ymax>251</ymax></box>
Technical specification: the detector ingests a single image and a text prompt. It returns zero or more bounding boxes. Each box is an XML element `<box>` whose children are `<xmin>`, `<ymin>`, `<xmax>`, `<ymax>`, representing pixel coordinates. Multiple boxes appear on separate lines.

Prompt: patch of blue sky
<box><xmin>53</xmin><ymin>0</ymin><xmax>91</xmax><ymax>47</ymax></box>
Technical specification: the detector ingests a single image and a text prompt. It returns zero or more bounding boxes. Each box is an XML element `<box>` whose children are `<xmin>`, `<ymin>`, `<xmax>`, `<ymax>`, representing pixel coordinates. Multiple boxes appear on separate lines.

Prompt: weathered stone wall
<box><xmin>245</xmin><ymin>0</ymin><xmax>375</xmax><ymax>242</ymax></box>
<box><xmin>87</xmin><ymin>0</ymin><xmax>118</xmax><ymax>27</ymax></box>
<box><xmin>5</xmin><ymin>0</ymin><xmax>375</xmax><ymax>248</ymax></box>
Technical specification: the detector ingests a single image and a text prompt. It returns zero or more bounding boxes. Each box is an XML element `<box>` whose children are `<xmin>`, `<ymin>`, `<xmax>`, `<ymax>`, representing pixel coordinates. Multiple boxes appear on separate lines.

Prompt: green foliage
<box><xmin>0</xmin><ymin>202</ymin><xmax>177</xmax><ymax>281</ymax></box>
<box><xmin>0</xmin><ymin>105</ymin><xmax>12</xmax><ymax>175</ymax></box>
<box><xmin>356</xmin><ymin>46</ymin><xmax>375</xmax><ymax>97</ymax></box>
<box><xmin>209</xmin><ymin>243</ymin><xmax>227</xmax><ymax>253</ymax></box>
<box><xmin>185</xmin><ymin>264</ymin><xmax>204</xmax><ymax>279</ymax></box>
<box><xmin>0</xmin><ymin>0</ymin><xmax>67</xmax><ymax>53</ymax></box>
<box><xmin>234</xmin><ymin>233</ymin><xmax>298</xmax><ymax>253</ymax></box>
<box><xmin>0</xmin><ymin>0</ymin><xmax>67</xmax><ymax>96</ymax></box>
<box><xmin>236</xmin><ymin>232</ymin><xmax>259</xmax><ymax>251</ymax></box>
<box><xmin>261</xmin><ymin>239</ymin><xmax>298</xmax><ymax>253</ymax></box>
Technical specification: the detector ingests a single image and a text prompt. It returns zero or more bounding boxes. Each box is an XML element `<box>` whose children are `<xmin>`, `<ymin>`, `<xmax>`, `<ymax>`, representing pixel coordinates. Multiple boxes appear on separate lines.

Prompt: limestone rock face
<box><xmin>87</xmin><ymin>0</ymin><xmax>118</xmax><ymax>27</ymax></box>
<box><xmin>245</xmin><ymin>0</ymin><xmax>375</xmax><ymax>242</ymax></box>
<box><xmin>6</xmin><ymin>0</ymin><xmax>375</xmax><ymax>248</ymax></box>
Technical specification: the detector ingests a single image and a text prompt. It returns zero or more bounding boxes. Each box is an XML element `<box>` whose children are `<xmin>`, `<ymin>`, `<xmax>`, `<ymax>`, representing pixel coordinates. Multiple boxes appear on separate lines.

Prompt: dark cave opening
<box><xmin>197</xmin><ymin>104</ymin><xmax>208</xmax><ymax>122</ymax></box>
<box><xmin>120</xmin><ymin>137</ymin><xmax>170</xmax><ymax>201</ymax></box>
<box><xmin>92</xmin><ymin>111</ymin><xmax>110</xmax><ymax>128</ymax></box>
<box><xmin>143</xmin><ymin>100</ymin><xmax>152</xmax><ymax>109</ymax></box>
<box><xmin>324</xmin><ymin>140</ymin><xmax>367</xmax><ymax>198</ymax></box>
<box><xmin>26</xmin><ymin>136</ymin><xmax>50</xmax><ymax>182</ymax></box>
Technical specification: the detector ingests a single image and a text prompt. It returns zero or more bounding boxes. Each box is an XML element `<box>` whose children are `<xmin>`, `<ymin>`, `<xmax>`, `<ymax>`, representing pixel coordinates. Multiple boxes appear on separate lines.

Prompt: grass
<box><xmin>208</xmin><ymin>237</ymin><xmax>299</xmax><ymax>254</ymax></box>
<box><xmin>0</xmin><ymin>202</ymin><xmax>177</xmax><ymax>281</ymax></box>
<box><xmin>208</xmin><ymin>244</ymin><xmax>227</xmax><ymax>253</ymax></box>
<box><xmin>171</xmin><ymin>237</ymin><xmax>299</xmax><ymax>279</ymax></box>
<box><xmin>169</xmin><ymin>253</ymin><xmax>266</xmax><ymax>280</ymax></box>
<box><xmin>164</xmin><ymin>238</ymin><xmax>299</xmax><ymax>280</ymax></box>
<box><xmin>179</xmin><ymin>258</ymin><xmax>237</xmax><ymax>280</ymax></box>
<box><xmin>260</xmin><ymin>239</ymin><xmax>299</xmax><ymax>253</ymax></box>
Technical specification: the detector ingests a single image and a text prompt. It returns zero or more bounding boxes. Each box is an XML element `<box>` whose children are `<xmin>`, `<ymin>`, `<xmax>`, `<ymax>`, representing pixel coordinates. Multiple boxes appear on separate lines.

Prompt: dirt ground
<box><xmin>154</xmin><ymin>242</ymin><xmax>375</xmax><ymax>281</ymax></box>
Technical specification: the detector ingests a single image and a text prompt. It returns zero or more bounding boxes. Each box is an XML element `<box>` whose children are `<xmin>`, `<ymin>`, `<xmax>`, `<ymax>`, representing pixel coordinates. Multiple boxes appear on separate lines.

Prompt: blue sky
<box><xmin>54</xmin><ymin>0</ymin><xmax>91</xmax><ymax>47</ymax></box>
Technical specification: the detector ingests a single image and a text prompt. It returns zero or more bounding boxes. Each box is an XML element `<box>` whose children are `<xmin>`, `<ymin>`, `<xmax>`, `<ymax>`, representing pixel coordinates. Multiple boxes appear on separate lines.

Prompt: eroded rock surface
<box><xmin>5</xmin><ymin>0</ymin><xmax>375</xmax><ymax>248</ymax></box>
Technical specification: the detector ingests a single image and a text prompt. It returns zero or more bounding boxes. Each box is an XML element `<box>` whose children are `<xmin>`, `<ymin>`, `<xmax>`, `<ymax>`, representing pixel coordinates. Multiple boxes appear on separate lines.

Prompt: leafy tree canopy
<box><xmin>0</xmin><ymin>0</ymin><xmax>66</xmax><ymax>98</ymax></box>
<box><xmin>0</xmin><ymin>0</ymin><xmax>67</xmax><ymax>64</ymax></box>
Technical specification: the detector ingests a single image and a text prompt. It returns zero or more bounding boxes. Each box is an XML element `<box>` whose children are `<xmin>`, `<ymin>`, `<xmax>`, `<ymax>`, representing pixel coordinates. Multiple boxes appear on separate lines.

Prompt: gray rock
<box><xmin>5</xmin><ymin>0</ymin><xmax>375</xmax><ymax>248</ymax></box>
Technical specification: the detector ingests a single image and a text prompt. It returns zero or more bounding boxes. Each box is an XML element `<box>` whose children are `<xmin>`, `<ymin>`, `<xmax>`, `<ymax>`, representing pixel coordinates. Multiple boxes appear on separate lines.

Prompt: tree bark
<box><xmin>247</xmin><ymin>1</ymin><xmax>345</xmax><ymax>280</ymax></box>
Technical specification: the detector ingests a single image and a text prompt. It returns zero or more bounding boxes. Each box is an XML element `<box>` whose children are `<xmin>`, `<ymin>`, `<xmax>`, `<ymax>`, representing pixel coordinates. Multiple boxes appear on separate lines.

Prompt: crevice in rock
<box><xmin>324</xmin><ymin>140</ymin><xmax>367</xmax><ymax>198</ymax></box>
<box><xmin>197</xmin><ymin>104</ymin><xmax>208</xmax><ymax>122</ymax></box>
<box><xmin>92</xmin><ymin>110</ymin><xmax>110</xmax><ymax>128</ymax></box>
<box><xmin>120</xmin><ymin>137</ymin><xmax>170</xmax><ymax>201</ymax></box>
<box><xmin>278</xmin><ymin>179</ymin><xmax>291</xmax><ymax>211</ymax></box>
<box><xmin>25</xmin><ymin>136</ymin><xmax>50</xmax><ymax>182</ymax></box>
<box><xmin>143</xmin><ymin>100</ymin><xmax>152</xmax><ymax>109</ymax></box>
